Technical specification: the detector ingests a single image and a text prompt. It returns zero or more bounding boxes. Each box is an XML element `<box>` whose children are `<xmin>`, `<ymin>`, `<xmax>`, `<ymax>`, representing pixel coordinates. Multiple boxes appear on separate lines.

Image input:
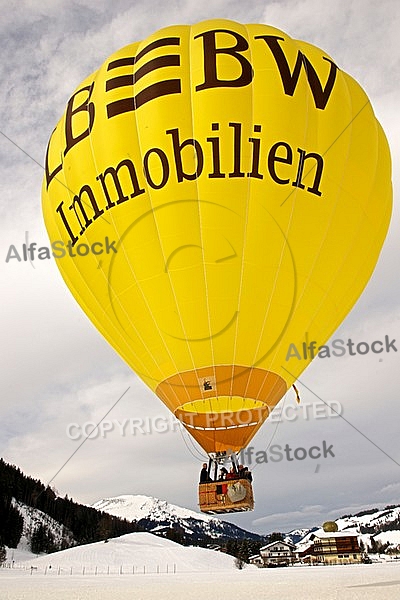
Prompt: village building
<box><xmin>252</xmin><ymin>540</ymin><xmax>296</xmax><ymax>567</ymax></box>
<box><xmin>312</xmin><ymin>531</ymin><xmax>362</xmax><ymax>564</ymax></box>
<box><xmin>296</xmin><ymin>530</ymin><xmax>363</xmax><ymax>565</ymax></box>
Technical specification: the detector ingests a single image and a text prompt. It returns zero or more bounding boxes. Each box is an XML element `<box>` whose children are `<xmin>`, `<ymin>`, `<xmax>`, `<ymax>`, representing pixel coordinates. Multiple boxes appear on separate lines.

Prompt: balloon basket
<box><xmin>198</xmin><ymin>478</ymin><xmax>254</xmax><ymax>514</ymax></box>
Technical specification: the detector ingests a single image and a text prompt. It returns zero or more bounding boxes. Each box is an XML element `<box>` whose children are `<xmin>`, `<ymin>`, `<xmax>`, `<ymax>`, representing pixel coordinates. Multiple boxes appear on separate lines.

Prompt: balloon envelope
<box><xmin>42</xmin><ymin>20</ymin><xmax>392</xmax><ymax>454</ymax></box>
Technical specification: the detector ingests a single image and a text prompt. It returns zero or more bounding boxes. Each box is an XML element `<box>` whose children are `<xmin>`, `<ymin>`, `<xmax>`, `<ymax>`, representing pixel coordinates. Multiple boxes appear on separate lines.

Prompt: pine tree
<box><xmin>0</xmin><ymin>502</ymin><xmax>23</xmax><ymax>548</ymax></box>
<box><xmin>30</xmin><ymin>524</ymin><xmax>56</xmax><ymax>554</ymax></box>
<box><xmin>225</xmin><ymin>538</ymin><xmax>239</xmax><ymax>557</ymax></box>
<box><xmin>268</xmin><ymin>532</ymin><xmax>284</xmax><ymax>542</ymax></box>
<box><xmin>237</xmin><ymin>539</ymin><xmax>250</xmax><ymax>562</ymax></box>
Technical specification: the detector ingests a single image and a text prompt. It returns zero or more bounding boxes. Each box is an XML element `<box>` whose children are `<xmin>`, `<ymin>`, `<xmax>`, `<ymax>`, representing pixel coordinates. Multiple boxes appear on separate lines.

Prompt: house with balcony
<box><xmin>257</xmin><ymin>540</ymin><xmax>296</xmax><ymax>566</ymax></box>
<box><xmin>296</xmin><ymin>529</ymin><xmax>363</xmax><ymax>565</ymax></box>
<box><xmin>312</xmin><ymin>530</ymin><xmax>362</xmax><ymax>564</ymax></box>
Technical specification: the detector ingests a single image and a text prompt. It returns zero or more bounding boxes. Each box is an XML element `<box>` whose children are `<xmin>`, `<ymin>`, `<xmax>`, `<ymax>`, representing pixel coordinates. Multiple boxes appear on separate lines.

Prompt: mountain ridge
<box><xmin>92</xmin><ymin>494</ymin><xmax>264</xmax><ymax>543</ymax></box>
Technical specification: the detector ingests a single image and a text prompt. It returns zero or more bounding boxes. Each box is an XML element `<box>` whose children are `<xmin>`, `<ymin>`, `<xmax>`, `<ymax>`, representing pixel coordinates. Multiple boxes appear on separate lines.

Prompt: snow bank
<box><xmin>20</xmin><ymin>532</ymin><xmax>235</xmax><ymax>573</ymax></box>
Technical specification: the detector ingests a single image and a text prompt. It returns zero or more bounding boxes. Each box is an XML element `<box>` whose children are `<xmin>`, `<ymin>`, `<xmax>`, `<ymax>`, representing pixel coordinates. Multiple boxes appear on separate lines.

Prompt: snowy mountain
<box><xmin>337</xmin><ymin>505</ymin><xmax>400</xmax><ymax>551</ymax></box>
<box><xmin>92</xmin><ymin>495</ymin><xmax>264</xmax><ymax>543</ymax></box>
<box><xmin>25</xmin><ymin>531</ymin><xmax>239</xmax><ymax>573</ymax></box>
<box><xmin>336</xmin><ymin>505</ymin><xmax>400</xmax><ymax>534</ymax></box>
<box><xmin>93</xmin><ymin>494</ymin><xmax>212</xmax><ymax>524</ymax></box>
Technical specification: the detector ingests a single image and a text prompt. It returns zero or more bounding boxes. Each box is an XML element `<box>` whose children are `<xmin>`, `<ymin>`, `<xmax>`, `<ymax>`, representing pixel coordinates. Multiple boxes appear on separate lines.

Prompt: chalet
<box><xmin>258</xmin><ymin>540</ymin><xmax>296</xmax><ymax>567</ymax></box>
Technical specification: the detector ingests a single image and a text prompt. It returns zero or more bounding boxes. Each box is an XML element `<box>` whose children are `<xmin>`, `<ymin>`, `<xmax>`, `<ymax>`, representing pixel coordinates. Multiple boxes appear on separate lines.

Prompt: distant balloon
<box><xmin>323</xmin><ymin>521</ymin><xmax>339</xmax><ymax>533</ymax></box>
<box><xmin>42</xmin><ymin>20</ymin><xmax>392</xmax><ymax>456</ymax></box>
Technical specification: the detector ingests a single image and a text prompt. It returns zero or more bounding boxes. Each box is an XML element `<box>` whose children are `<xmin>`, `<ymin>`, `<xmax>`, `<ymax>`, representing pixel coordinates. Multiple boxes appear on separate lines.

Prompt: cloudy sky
<box><xmin>1</xmin><ymin>0</ymin><xmax>399</xmax><ymax>536</ymax></box>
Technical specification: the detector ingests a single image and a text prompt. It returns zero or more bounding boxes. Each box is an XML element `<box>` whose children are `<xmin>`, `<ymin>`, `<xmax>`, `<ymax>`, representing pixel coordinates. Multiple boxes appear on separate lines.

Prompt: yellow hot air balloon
<box><xmin>42</xmin><ymin>20</ymin><xmax>391</xmax><ymax>512</ymax></box>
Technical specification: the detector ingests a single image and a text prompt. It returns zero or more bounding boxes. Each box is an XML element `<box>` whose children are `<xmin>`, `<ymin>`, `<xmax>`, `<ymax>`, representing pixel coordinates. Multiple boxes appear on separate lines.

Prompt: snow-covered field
<box><xmin>1</xmin><ymin>563</ymin><xmax>400</xmax><ymax>600</ymax></box>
